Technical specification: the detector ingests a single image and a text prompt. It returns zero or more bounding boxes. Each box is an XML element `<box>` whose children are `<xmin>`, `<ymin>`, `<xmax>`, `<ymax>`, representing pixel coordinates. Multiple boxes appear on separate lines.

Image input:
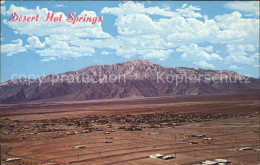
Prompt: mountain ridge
<box><xmin>0</xmin><ymin>59</ymin><xmax>259</xmax><ymax>104</ymax></box>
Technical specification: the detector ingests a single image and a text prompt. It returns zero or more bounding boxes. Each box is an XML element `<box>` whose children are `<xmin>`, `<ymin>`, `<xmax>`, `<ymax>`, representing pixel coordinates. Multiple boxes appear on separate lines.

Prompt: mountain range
<box><xmin>0</xmin><ymin>59</ymin><xmax>259</xmax><ymax>104</ymax></box>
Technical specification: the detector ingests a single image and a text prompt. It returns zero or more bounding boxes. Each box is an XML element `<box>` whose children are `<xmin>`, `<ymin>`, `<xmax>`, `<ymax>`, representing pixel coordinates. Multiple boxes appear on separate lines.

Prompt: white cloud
<box><xmin>214</xmin><ymin>12</ymin><xmax>259</xmax><ymax>44</ymax></box>
<box><xmin>229</xmin><ymin>65</ymin><xmax>242</xmax><ymax>69</ymax></box>
<box><xmin>55</xmin><ymin>4</ymin><xmax>67</xmax><ymax>8</ymax></box>
<box><xmin>226</xmin><ymin>44</ymin><xmax>256</xmax><ymax>52</ymax></box>
<box><xmin>34</xmin><ymin>37</ymin><xmax>95</xmax><ymax>59</ymax></box>
<box><xmin>67</xmin><ymin>35</ymin><xmax>175</xmax><ymax>60</ymax></box>
<box><xmin>114</xmin><ymin>14</ymin><xmax>163</xmax><ymax>36</ymax></box>
<box><xmin>1</xmin><ymin>6</ymin><xmax>6</xmax><ymax>15</ymax></box>
<box><xmin>1</xmin><ymin>39</ymin><xmax>27</xmax><ymax>56</ymax></box>
<box><xmin>224</xmin><ymin>1</ymin><xmax>259</xmax><ymax>16</ymax></box>
<box><xmin>26</xmin><ymin>36</ymin><xmax>45</xmax><ymax>49</ymax></box>
<box><xmin>141</xmin><ymin>49</ymin><xmax>173</xmax><ymax>61</ymax></box>
<box><xmin>101</xmin><ymin>1</ymin><xmax>258</xmax><ymax>64</ymax></box>
<box><xmin>36</xmin><ymin>42</ymin><xmax>95</xmax><ymax>60</ymax></box>
<box><xmin>102</xmin><ymin>2</ymin><xmax>258</xmax><ymax>45</ymax></box>
<box><xmin>225</xmin><ymin>44</ymin><xmax>259</xmax><ymax>65</ymax></box>
<box><xmin>176</xmin><ymin>43</ymin><xmax>223</xmax><ymax>62</ymax></box>
<box><xmin>176</xmin><ymin>4</ymin><xmax>202</xmax><ymax>18</ymax></box>
<box><xmin>193</xmin><ymin>61</ymin><xmax>215</xmax><ymax>68</ymax></box>
<box><xmin>101</xmin><ymin>51</ymin><xmax>110</xmax><ymax>55</ymax></box>
<box><xmin>63</xmin><ymin>2</ymin><xmax>259</xmax><ymax>62</ymax></box>
<box><xmin>101</xmin><ymin>1</ymin><xmax>178</xmax><ymax>17</ymax></box>
<box><xmin>41</xmin><ymin>57</ymin><xmax>56</xmax><ymax>62</ymax></box>
<box><xmin>101</xmin><ymin>2</ymin><xmax>200</xmax><ymax>18</ymax></box>
<box><xmin>94</xmin><ymin>59</ymin><xmax>103</xmax><ymax>63</ymax></box>
<box><xmin>253</xmin><ymin>64</ymin><xmax>260</xmax><ymax>68</ymax></box>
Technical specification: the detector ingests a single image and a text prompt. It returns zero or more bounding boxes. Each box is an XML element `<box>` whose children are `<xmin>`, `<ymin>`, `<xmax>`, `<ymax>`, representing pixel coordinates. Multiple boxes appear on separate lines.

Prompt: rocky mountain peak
<box><xmin>123</xmin><ymin>59</ymin><xmax>154</xmax><ymax>67</ymax></box>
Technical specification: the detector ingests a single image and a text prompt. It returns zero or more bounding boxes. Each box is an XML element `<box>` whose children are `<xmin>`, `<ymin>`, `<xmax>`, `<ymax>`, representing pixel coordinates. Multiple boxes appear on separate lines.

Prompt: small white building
<box><xmin>73</xmin><ymin>145</ymin><xmax>86</xmax><ymax>149</ymax></box>
<box><xmin>203</xmin><ymin>137</ymin><xmax>213</xmax><ymax>141</ymax></box>
<box><xmin>149</xmin><ymin>154</ymin><xmax>164</xmax><ymax>159</ymax></box>
<box><xmin>214</xmin><ymin>159</ymin><xmax>230</xmax><ymax>163</ymax></box>
<box><xmin>239</xmin><ymin>147</ymin><xmax>253</xmax><ymax>151</ymax></box>
<box><xmin>202</xmin><ymin>160</ymin><xmax>218</xmax><ymax>165</ymax></box>
<box><xmin>5</xmin><ymin>157</ymin><xmax>21</xmax><ymax>162</ymax></box>
<box><xmin>162</xmin><ymin>155</ymin><xmax>175</xmax><ymax>160</ymax></box>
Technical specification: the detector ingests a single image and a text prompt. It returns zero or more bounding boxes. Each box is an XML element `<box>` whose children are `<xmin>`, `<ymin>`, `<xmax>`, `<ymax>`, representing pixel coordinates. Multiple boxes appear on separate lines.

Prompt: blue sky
<box><xmin>1</xmin><ymin>1</ymin><xmax>259</xmax><ymax>82</ymax></box>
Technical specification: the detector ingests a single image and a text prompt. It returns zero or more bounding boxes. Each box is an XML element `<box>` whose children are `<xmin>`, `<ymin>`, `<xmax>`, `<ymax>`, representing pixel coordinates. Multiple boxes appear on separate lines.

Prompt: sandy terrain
<box><xmin>0</xmin><ymin>90</ymin><xmax>259</xmax><ymax>165</ymax></box>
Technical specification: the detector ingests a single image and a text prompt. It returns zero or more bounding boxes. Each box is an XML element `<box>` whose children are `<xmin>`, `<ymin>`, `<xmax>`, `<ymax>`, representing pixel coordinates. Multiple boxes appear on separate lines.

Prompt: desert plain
<box><xmin>0</xmin><ymin>90</ymin><xmax>259</xmax><ymax>165</ymax></box>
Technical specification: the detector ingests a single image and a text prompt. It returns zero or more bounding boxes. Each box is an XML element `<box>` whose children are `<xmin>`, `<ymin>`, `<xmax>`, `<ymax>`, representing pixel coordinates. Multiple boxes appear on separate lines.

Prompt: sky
<box><xmin>0</xmin><ymin>1</ymin><xmax>259</xmax><ymax>82</ymax></box>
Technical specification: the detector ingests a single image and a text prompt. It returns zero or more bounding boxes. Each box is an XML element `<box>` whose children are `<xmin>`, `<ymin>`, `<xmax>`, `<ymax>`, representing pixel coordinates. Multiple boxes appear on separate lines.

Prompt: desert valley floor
<box><xmin>0</xmin><ymin>90</ymin><xmax>259</xmax><ymax>165</ymax></box>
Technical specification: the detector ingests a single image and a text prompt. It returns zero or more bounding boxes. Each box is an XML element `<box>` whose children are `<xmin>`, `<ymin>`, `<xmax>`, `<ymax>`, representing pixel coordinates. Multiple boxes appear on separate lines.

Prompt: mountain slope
<box><xmin>0</xmin><ymin>59</ymin><xmax>259</xmax><ymax>104</ymax></box>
